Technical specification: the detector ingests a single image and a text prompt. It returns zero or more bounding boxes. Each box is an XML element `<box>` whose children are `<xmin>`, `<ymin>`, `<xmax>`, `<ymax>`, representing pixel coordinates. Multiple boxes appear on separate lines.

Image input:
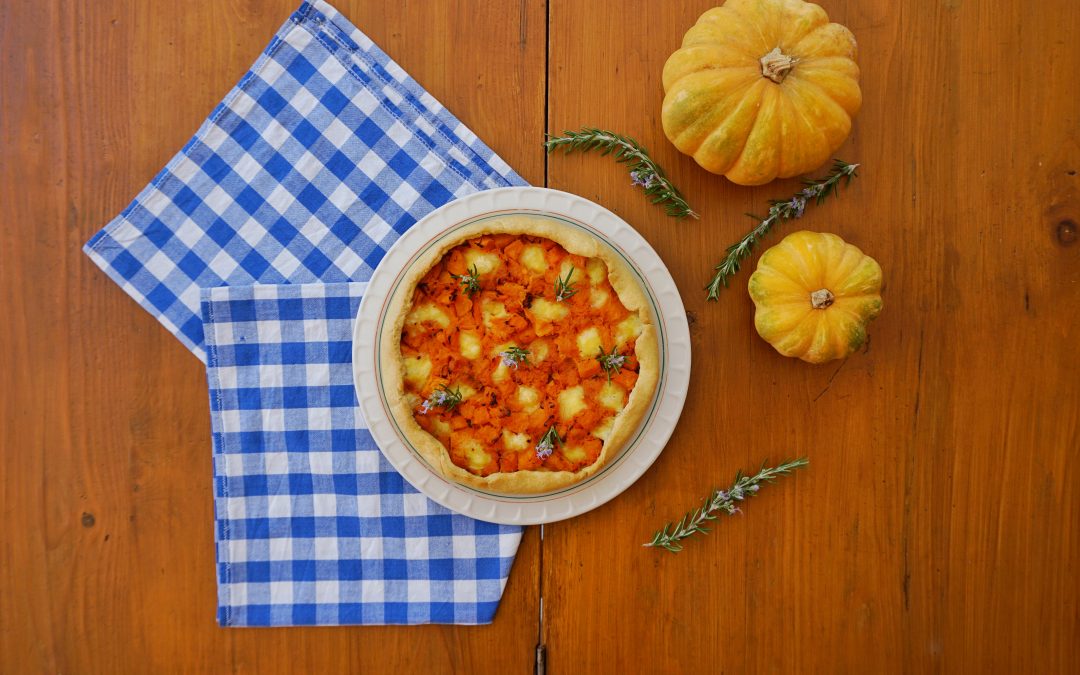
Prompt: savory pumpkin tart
<box><xmin>381</xmin><ymin>215</ymin><xmax>659</xmax><ymax>493</ymax></box>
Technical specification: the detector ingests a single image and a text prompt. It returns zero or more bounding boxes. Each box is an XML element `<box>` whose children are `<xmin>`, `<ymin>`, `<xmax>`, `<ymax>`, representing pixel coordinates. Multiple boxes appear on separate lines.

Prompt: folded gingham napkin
<box><xmin>204</xmin><ymin>283</ymin><xmax>519</xmax><ymax>625</ymax></box>
<box><xmin>83</xmin><ymin>0</ymin><xmax>525</xmax><ymax>625</ymax></box>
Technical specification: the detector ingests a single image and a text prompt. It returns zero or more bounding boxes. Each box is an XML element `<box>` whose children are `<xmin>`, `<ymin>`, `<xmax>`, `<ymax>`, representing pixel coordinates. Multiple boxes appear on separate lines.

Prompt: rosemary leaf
<box><xmin>545</xmin><ymin>127</ymin><xmax>699</xmax><ymax>219</ymax></box>
<box><xmin>644</xmin><ymin>457</ymin><xmax>809</xmax><ymax>553</ymax></box>
<box><xmin>705</xmin><ymin>160</ymin><xmax>859</xmax><ymax>300</ymax></box>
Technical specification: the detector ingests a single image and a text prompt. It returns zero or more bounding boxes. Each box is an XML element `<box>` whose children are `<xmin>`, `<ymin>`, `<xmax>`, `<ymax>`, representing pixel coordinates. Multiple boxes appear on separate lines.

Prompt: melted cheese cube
<box><xmin>586</xmin><ymin>258</ymin><xmax>607</xmax><ymax>285</ymax></box>
<box><xmin>530</xmin><ymin>298</ymin><xmax>568</xmax><ymax>322</ymax></box>
<box><xmin>558</xmin><ymin>385</ymin><xmax>586</xmax><ymax>421</ymax></box>
<box><xmin>590</xmin><ymin>287</ymin><xmax>610</xmax><ymax>309</ymax></box>
<box><xmin>562</xmin><ymin>445</ymin><xmax>587</xmax><ymax>463</ymax></box>
<box><xmin>615</xmin><ymin>314</ymin><xmax>643</xmax><ymax>347</ymax></box>
<box><xmin>431</xmin><ymin>417</ymin><xmax>452</xmax><ymax>437</ymax></box>
<box><xmin>576</xmin><ymin>327</ymin><xmax>602</xmax><ymax>359</ymax></box>
<box><xmin>455</xmin><ymin>383</ymin><xmax>477</xmax><ymax>400</ymax></box>
<box><xmin>502</xmin><ymin>429</ymin><xmax>530</xmax><ymax>451</ymax></box>
<box><xmin>457</xmin><ymin>437</ymin><xmax>492</xmax><ymax>472</ymax></box>
<box><xmin>459</xmin><ymin>331</ymin><xmax>482</xmax><ymax>360</ymax></box>
<box><xmin>515</xmin><ymin>385</ymin><xmax>541</xmax><ymax>412</ymax></box>
<box><xmin>598</xmin><ymin>381</ymin><xmax>626</xmax><ymax>411</ymax></box>
<box><xmin>463</xmin><ymin>249</ymin><xmax>501</xmax><ymax>275</ymax></box>
<box><xmin>482</xmin><ymin>300</ymin><xmax>509</xmax><ymax>328</ymax></box>
<box><xmin>492</xmin><ymin>362</ymin><xmax>510</xmax><ymax>383</ymax></box>
<box><xmin>558</xmin><ymin>259</ymin><xmax>576</xmax><ymax>281</ymax></box>
<box><xmin>528</xmin><ymin>339</ymin><xmax>550</xmax><ymax>362</ymax></box>
<box><xmin>406</xmin><ymin>303</ymin><xmax>450</xmax><ymax>328</ymax></box>
<box><xmin>403</xmin><ymin>354</ymin><xmax>432</xmax><ymax>388</ymax></box>
<box><xmin>520</xmin><ymin>245</ymin><xmax>548</xmax><ymax>274</ymax></box>
<box><xmin>591</xmin><ymin>416</ymin><xmax>615</xmax><ymax>441</ymax></box>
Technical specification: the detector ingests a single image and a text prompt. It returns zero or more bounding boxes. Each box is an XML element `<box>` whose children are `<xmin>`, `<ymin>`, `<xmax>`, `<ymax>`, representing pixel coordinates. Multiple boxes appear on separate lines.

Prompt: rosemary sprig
<box><xmin>419</xmin><ymin>384</ymin><xmax>464</xmax><ymax>414</ymax></box>
<box><xmin>544</xmin><ymin>127</ymin><xmax>699</xmax><ymax>219</ymax></box>
<box><xmin>596</xmin><ymin>345</ymin><xmax>626</xmax><ymax>382</ymax></box>
<box><xmin>536</xmin><ymin>425</ymin><xmax>564</xmax><ymax>460</ymax></box>
<box><xmin>498</xmin><ymin>346</ymin><xmax>530</xmax><ymax>369</ymax></box>
<box><xmin>451</xmin><ymin>264</ymin><xmax>481</xmax><ymax>297</ymax></box>
<box><xmin>705</xmin><ymin>160</ymin><xmax>860</xmax><ymax>300</ymax></box>
<box><xmin>644</xmin><ymin>457</ymin><xmax>809</xmax><ymax>553</ymax></box>
<box><xmin>554</xmin><ymin>265</ymin><xmax>578</xmax><ymax>302</ymax></box>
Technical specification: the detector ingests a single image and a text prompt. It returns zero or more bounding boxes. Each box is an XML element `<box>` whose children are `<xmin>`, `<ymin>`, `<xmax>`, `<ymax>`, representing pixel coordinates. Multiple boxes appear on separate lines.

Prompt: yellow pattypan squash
<box><xmin>662</xmin><ymin>0</ymin><xmax>861</xmax><ymax>185</ymax></box>
<box><xmin>748</xmin><ymin>231</ymin><xmax>882</xmax><ymax>363</ymax></box>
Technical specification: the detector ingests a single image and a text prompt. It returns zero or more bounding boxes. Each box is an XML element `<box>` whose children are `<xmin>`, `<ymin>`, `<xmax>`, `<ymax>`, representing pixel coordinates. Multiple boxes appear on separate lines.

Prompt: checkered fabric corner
<box><xmin>84</xmin><ymin>0</ymin><xmax>524</xmax><ymax>362</ymax></box>
<box><xmin>204</xmin><ymin>282</ymin><xmax>522</xmax><ymax>626</ymax></box>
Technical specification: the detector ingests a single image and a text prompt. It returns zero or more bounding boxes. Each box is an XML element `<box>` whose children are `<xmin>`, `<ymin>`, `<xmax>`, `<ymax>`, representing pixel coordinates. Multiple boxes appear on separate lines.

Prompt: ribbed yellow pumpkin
<box><xmin>662</xmin><ymin>0</ymin><xmax>861</xmax><ymax>185</ymax></box>
<box><xmin>748</xmin><ymin>231</ymin><xmax>882</xmax><ymax>363</ymax></box>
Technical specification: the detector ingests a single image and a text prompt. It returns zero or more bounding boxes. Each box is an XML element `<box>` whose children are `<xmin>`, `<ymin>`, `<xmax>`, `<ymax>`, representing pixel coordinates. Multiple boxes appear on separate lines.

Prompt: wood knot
<box><xmin>1057</xmin><ymin>219</ymin><xmax>1077</xmax><ymax>246</ymax></box>
<box><xmin>81</xmin><ymin>512</ymin><xmax>96</xmax><ymax>528</ymax></box>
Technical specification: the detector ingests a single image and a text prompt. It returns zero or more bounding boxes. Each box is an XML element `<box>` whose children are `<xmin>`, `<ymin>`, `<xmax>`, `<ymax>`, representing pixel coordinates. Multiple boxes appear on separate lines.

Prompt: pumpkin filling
<box><xmin>399</xmin><ymin>233</ymin><xmax>643</xmax><ymax>477</ymax></box>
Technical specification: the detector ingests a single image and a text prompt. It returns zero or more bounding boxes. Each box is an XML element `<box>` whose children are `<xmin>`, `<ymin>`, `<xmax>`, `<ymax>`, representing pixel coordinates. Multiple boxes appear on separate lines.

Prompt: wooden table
<box><xmin>3</xmin><ymin>1</ymin><xmax>1078</xmax><ymax>672</ymax></box>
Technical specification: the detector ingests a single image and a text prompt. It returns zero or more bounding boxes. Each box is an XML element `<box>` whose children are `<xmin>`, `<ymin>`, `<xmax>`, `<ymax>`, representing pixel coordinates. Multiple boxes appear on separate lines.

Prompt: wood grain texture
<box><xmin>0</xmin><ymin>1</ymin><xmax>544</xmax><ymax>673</ymax></box>
<box><xmin>544</xmin><ymin>0</ymin><xmax>1079</xmax><ymax>673</ymax></box>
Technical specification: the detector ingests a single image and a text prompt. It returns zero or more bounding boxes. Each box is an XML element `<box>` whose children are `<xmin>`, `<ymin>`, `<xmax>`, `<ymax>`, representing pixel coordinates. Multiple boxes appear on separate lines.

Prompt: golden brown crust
<box><xmin>381</xmin><ymin>215</ymin><xmax>659</xmax><ymax>494</ymax></box>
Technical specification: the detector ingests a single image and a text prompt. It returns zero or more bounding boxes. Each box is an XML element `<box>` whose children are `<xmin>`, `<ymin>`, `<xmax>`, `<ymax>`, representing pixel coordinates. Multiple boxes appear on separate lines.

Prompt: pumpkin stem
<box><xmin>760</xmin><ymin>47</ymin><xmax>798</xmax><ymax>83</ymax></box>
<box><xmin>810</xmin><ymin>288</ymin><xmax>835</xmax><ymax>309</ymax></box>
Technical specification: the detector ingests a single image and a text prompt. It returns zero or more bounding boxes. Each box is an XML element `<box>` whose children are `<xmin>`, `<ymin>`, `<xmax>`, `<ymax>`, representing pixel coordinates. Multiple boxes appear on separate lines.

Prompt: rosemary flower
<box><xmin>554</xmin><ymin>266</ymin><xmax>578</xmax><ymax>302</ymax></box>
<box><xmin>451</xmin><ymin>264</ymin><xmax>481</xmax><ymax>297</ymax></box>
<box><xmin>536</xmin><ymin>425</ymin><xmax>563</xmax><ymax>460</ymax></box>
<box><xmin>498</xmin><ymin>346</ymin><xmax>530</xmax><ymax>369</ymax></box>
<box><xmin>545</xmin><ymin>127</ymin><xmax>698</xmax><ymax>219</ymax></box>
<box><xmin>419</xmin><ymin>384</ymin><xmax>463</xmax><ymax>414</ymax></box>
<box><xmin>630</xmin><ymin>168</ymin><xmax>659</xmax><ymax>189</ymax></box>
<box><xmin>596</xmin><ymin>345</ymin><xmax>626</xmax><ymax>381</ymax></box>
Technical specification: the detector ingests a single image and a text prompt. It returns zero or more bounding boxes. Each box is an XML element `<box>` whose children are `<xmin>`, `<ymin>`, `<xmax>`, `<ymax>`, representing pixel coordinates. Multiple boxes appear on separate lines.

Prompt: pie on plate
<box><xmin>381</xmin><ymin>215</ymin><xmax>660</xmax><ymax>494</ymax></box>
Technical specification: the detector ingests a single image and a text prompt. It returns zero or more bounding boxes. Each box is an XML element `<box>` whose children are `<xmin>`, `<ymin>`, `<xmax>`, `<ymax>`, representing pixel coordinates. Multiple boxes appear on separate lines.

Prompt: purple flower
<box><xmin>631</xmin><ymin>169</ymin><xmax>658</xmax><ymax>189</ymax></box>
<box><xmin>790</xmin><ymin>195</ymin><xmax>807</xmax><ymax>218</ymax></box>
<box><xmin>535</xmin><ymin>438</ymin><xmax>554</xmax><ymax>460</ymax></box>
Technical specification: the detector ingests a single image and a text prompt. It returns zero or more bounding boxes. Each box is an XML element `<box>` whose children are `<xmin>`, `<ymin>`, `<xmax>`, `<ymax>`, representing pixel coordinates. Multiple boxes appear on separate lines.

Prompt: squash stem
<box><xmin>810</xmin><ymin>288</ymin><xmax>835</xmax><ymax>309</ymax></box>
<box><xmin>760</xmin><ymin>47</ymin><xmax>798</xmax><ymax>83</ymax></box>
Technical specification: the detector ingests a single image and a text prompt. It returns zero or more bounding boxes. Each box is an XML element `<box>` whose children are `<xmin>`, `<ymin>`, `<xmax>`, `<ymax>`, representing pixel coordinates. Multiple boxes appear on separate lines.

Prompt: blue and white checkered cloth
<box><xmin>83</xmin><ymin>0</ymin><xmax>525</xmax><ymax>625</ymax></box>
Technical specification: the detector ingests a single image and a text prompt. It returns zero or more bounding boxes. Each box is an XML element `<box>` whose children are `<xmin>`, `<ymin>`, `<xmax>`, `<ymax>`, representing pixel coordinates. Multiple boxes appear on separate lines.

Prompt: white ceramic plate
<box><xmin>352</xmin><ymin>187</ymin><xmax>690</xmax><ymax>525</ymax></box>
